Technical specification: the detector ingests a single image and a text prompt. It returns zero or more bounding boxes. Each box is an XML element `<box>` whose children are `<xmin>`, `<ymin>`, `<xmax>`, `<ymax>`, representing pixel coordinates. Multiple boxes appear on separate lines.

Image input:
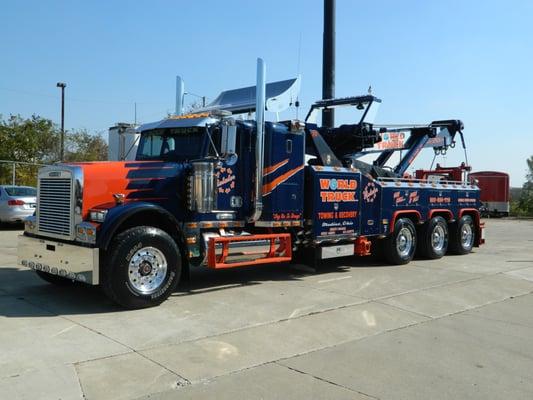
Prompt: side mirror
<box><xmin>221</xmin><ymin>120</ymin><xmax>237</xmax><ymax>163</ymax></box>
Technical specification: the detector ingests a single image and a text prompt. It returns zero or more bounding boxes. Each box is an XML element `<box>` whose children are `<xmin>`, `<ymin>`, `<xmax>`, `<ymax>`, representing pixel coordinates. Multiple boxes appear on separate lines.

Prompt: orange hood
<box><xmin>67</xmin><ymin>161</ymin><xmax>185</xmax><ymax>219</ymax></box>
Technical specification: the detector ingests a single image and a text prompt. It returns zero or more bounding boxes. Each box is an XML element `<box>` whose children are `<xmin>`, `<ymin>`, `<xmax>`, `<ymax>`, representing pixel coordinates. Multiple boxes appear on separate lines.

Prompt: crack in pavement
<box><xmin>73</xmin><ymin>363</ymin><xmax>87</xmax><ymax>400</ymax></box>
<box><xmin>12</xmin><ymin>295</ymin><xmax>191</xmax><ymax>387</ymax></box>
<box><xmin>276</xmin><ymin>362</ymin><xmax>382</xmax><ymax>399</ymax></box>
<box><xmin>5</xmin><ymin>255</ymin><xmax>533</xmax><ymax>396</ymax></box>
<box><xmin>462</xmin><ymin>309</ymin><xmax>533</xmax><ymax>330</ymax></box>
<box><xmin>12</xmin><ymin>269</ymin><xmax>533</xmax><ymax>387</ymax></box>
<box><xmin>271</xmin><ymin>291</ymin><xmax>533</xmax><ymax>377</ymax></box>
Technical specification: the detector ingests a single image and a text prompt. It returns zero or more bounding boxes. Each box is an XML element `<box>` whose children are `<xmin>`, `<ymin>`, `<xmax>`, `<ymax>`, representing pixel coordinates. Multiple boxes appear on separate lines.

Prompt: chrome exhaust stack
<box><xmin>249</xmin><ymin>58</ymin><xmax>266</xmax><ymax>223</ymax></box>
<box><xmin>175</xmin><ymin>76</ymin><xmax>184</xmax><ymax>116</ymax></box>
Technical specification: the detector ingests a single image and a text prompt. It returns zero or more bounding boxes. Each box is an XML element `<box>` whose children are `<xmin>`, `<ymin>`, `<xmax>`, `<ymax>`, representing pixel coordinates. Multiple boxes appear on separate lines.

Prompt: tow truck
<box><xmin>18</xmin><ymin>59</ymin><xmax>484</xmax><ymax>308</ymax></box>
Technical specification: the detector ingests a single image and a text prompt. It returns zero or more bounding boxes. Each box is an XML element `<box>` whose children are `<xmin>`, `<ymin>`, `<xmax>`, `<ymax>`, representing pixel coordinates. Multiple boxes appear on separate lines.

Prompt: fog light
<box><xmin>42</xmin><ymin>265</ymin><xmax>50</xmax><ymax>272</ymax></box>
<box><xmin>76</xmin><ymin>222</ymin><xmax>98</xmax><ymax>244</ymax></box>
<box><xmin>28</xmin><ymin>261</ymin><xmax>35</xmax><ymax>269</ymax></box>
<box><xmin>59</xmin><ymin>269</ymin><xmax>67</xmax><ymax>277</ymax></box>
<box><xmin>76</xmin><ymin>274</ymin><xmax>87</xmax><ymax>283</ymax></box>
<box><xmin>21</xmin><ymin>259</ymin><xmax>28</xmax><ymax>266</ymax></box>
<box><xmin>51</xmin><ymin>267</ymin><xmax>58</xmax><ymax>275</ymax></box>
<box><xmin>67</xmin><ymin>272</ymin><xmax>76</xmax><ymax>280</ymax></box>
<box><xmin>35</xmin><ymin>263</ymin><xmax>42</xmax><ymax>271</ymax></box>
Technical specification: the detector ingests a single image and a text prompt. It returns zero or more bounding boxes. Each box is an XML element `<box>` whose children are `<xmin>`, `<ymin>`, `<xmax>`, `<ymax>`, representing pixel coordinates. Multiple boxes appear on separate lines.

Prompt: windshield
<box><xmin>5</xmin><ymin>186</ymin><xmax>36</xmax><ymax>196</ymax></box>
<box><xmin>136</xmin><ymin>127</ymin><xmax>208</xmax><ymax>161</ymax></box>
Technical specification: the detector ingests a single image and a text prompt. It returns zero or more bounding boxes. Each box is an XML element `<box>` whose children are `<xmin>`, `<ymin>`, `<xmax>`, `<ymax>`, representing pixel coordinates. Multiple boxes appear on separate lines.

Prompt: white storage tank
<box><xmin>108</xmin><ymin>123</ymin><xmax>139</xmax><ymax>161</ymax></box>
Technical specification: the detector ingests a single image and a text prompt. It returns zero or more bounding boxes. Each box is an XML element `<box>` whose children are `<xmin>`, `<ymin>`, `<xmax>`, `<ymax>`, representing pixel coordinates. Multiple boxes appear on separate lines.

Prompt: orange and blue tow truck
<box><xmin>18</xmin><ymin>59</ymin><xmax>484</xmax><ymax>308</ymax></box>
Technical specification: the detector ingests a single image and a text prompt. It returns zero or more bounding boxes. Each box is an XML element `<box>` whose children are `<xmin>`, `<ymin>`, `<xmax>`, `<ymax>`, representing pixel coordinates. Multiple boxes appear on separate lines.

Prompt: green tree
<box><xmin>64</xmin><ymin>129</ymin><xmax>108</xmax><ymax>162</ymax></box>
<box><xmin>0</xmin><ymin>114</ymin><xmax>59</xmax><ymax>163</ymax></box>
<box><xmin>517</xmin><ymin>156</ymin><xmax>533</xmax><ymax>215</ymax></box>
<box><xmin>0</xmin><ymin>114</ymin><xmax>60</xmax><ymax>185</ymax></box>
<box><xmin>0</xmin><ymin>115</ymin><xmax>108</xmax><ymax>186</ymax></box>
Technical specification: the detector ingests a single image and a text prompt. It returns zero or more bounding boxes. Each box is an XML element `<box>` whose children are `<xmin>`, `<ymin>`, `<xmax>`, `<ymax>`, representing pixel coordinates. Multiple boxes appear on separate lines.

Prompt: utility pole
<box><xmin>56</xmin><ymin>82</ymin><xmax>66</xmax><ymax>161</ymax></box>
<box><xmin>322</xmin><ymin>0</ymin><xmax>335</xmax><ymax>128</ymax></box>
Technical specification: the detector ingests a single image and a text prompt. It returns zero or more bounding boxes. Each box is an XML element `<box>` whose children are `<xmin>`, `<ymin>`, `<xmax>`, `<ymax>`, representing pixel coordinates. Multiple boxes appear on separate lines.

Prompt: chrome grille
<box><xmin>38</xmin><ymin>177</ymin><xmax>73</xmax><ymax>238</ymax></box>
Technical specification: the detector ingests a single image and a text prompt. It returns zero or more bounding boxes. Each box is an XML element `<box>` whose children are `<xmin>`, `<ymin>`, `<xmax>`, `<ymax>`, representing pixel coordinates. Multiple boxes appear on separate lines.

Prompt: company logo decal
<box><xmin>393</xmin><ymin>190</ymin><xmax>419</xmax><ymax>205</ymax></box>
<box><xmin>217</xmin><ymin>167</ymin><xmax>235</xmax><ymax>194</ymax></box>
<box><xmin>319</xmin><ymin>179</ymin><xmax>357</xmax><ymax>202</ymax></box>
<box><xmin>362</xmin><ymin>182</ymin><xmax>378</xmax><ymax>203</ymax></box>
<box><xmin>393</xmin><ymin>191</ymin><xmax>405</xmax><ymax>204</ymax></box>
<box><xmin>376</xmin><ymin>132</ymin><xmax>406</xmax><ymax>150</ymax></box>
<box><xmin>408</xmin><ymin>191</ymin><xmax>419</xmax><ymax>204</ymax></box>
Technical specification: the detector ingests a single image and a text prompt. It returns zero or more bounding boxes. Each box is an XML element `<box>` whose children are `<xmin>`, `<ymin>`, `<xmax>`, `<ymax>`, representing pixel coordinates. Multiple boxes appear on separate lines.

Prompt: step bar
<box><xmin>207</xmin><ymin>233</ymin><xmax>292</xmax><ymax>269</ymax></box>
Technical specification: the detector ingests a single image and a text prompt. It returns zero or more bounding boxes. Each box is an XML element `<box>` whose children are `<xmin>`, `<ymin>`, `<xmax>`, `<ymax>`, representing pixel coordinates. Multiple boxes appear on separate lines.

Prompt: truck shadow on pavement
<box><xmin>0</xmin><ymin>256</ymin><xmax>393</xmax><ymax>317</ymax></box>
<box><xmin>0</xmin><ymin>224</ymin><xmax>25</xmax><ymax>231</ymax></box>
<box><xmin>175</xmin><ymin>255</ymin><xmax>388</xmax><ymax>297</ymax></box>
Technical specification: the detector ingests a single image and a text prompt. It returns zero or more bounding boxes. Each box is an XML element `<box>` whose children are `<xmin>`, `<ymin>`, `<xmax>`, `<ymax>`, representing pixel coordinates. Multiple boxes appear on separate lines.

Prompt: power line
<box><xmin>0</xmin><ymin>87</ymin><xmax>169</xmax><ymax>106</ymax></box>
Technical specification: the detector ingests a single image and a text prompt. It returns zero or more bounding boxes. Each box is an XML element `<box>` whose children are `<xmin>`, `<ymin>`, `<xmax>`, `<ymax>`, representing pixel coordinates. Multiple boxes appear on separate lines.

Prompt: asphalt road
<box><xmin>1</xmin><ymin>219</ymin><xmax>533</xmax><ymax>400</ymax></box>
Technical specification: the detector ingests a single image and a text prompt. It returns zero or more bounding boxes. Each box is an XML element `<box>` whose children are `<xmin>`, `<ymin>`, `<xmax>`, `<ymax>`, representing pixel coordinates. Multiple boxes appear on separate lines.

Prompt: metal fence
<box><xmin>0</xmin><ymin>160</ymin><xmax>48</xmax><ymax>187</ymax></box>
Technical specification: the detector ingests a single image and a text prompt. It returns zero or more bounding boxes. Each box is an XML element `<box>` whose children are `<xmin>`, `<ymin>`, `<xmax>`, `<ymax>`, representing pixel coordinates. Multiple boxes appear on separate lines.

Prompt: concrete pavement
<box><xmin>1</xmin><ymin>219</ymin><xmax>532</xmax><ymax>399</ymax></box>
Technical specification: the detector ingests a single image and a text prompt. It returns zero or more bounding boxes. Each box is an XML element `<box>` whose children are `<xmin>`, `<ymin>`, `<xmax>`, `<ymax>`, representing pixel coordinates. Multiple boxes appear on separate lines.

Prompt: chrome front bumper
<box><xmin>17</xmin><ymin>235</ymin><xmax>99</xmax><ymax>284</ymax></box>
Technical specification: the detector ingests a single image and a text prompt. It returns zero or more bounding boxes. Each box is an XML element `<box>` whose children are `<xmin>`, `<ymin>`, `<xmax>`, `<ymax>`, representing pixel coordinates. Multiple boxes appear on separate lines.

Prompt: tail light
<box><xmin>8</xmin><ymin>199</ymin><xmax>25</xmax><ymax>206</ymax></box>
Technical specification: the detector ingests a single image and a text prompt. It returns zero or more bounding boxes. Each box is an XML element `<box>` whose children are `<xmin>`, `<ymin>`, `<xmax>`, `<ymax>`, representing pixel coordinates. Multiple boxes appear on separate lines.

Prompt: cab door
<box><xmin>214</xmin><ymin>121</ymin><xmax>247</xmax><ymax>221</ymax></box>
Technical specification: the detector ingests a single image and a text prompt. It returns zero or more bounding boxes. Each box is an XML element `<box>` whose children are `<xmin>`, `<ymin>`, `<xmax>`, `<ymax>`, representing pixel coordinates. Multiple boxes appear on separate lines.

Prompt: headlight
<box><xmin>89</xmin><ymin>209</ymin><xmax>108</xmax><ymax>223</ymax></box>
<box><xmin>24</xmin><ymin>215</ymin><xmax>37</xmax><ymax>233</ymax></box>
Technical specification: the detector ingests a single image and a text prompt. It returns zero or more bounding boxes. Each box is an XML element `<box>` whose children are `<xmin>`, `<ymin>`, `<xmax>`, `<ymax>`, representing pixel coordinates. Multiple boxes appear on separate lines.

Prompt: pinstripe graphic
<box><xmin>262</xmin><ymin>165</ymin><xmax>304</xmax><ymax>196</ymax></box>
<box><xmin>263</xmin><ymin>158</ymin><xmax>289</xmax><ymax>177</ymax></box>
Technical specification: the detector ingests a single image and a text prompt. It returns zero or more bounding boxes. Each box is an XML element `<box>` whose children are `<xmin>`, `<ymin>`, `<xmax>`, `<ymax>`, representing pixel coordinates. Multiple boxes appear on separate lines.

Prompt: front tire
<box><xmin>383</xmin><ymin>218</ymin><xmax>417</xmax><ymax>265</ymax></box>
<box><xmin>418</xmin><ymin>216</ymin><xmax>448</xmax><ymax>259</ymax></box>
<box><xmin>449</xmin><ymin>215</ymin><xmax>475</xmax><ymax>255</ymax></box>
<box><xmin>103</xmin><ymin>226</ymin><xmax>181</xmax><ymax>309</ymax></box>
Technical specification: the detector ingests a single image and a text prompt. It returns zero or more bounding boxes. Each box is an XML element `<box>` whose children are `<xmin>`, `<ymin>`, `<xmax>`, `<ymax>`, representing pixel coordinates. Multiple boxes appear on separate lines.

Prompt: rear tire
<box><xmin>383</xmin><ymin>218</ymin><xmax>417</xmax><ymax>265</ymax></box>
<box><xmin>418</xmin><ymin>216</ymin><xmax>448</xmax><ymax>259</ymax></box>
<box><xmin>449</xmin><ymin>215</ymin><xmax>475</xmax><ymax>255</ymax></box>
<box><xmin>102</xmin><ymin>226</ymin><xmax>181</xmax><ymax>309</ymax></box>
<box><xmin>35</xmin><ymin>270</ymin><xmax>75</xmax><ymax>286</ymax></box>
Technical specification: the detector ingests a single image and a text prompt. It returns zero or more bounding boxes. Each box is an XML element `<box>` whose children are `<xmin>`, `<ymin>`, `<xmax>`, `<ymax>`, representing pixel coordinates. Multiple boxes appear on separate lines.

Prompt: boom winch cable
<box><xmin>458</xmin><ymin>130</ymin><xmax>469</xmax><ymax>166</ymax></box>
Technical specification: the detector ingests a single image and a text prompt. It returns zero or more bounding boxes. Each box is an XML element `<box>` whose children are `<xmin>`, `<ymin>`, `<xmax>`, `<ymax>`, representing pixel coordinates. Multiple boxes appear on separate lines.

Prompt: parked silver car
<box><xmin>0</xmin><ymin>185</ymin><xmax>37</xmax><ymax>224</ymax></box>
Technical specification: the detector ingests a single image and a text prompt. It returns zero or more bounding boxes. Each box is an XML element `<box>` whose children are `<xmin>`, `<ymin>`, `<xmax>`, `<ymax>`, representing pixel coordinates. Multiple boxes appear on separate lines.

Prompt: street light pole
<box><xmin>56</xmin><ymin>82</ymin><xmax>66</xmax><ymax>161</ymax></box>
<box><xmin>183</xmin><ymin>92</ymin><xmax>207</xmax><ymax>110</ymax></box>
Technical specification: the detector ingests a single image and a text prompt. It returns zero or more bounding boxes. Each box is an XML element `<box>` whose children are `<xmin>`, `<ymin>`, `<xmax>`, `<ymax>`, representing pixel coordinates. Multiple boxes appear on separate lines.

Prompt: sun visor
<box><xmin>197</xmin><ymin>76</ymin><xmax>301</xmax><ymax>115</ymax></box>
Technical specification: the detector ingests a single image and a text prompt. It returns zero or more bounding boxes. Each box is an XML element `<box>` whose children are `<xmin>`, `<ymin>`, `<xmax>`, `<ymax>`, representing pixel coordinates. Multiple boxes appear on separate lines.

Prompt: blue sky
<box><xmin>1</xmin><ymin>0</ymin><xmax>532</xmax><ymax>186</ymax></box>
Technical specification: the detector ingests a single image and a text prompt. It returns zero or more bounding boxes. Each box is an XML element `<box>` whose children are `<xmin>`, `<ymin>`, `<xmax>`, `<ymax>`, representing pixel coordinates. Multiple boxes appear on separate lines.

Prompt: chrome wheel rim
<box><xmin>128</xmin><ymin>247</ymin><xmax>168</xmax><ymax>295</ymax></box>
<box><xmin>461</xmin><ymin>223</ymin><xmax>474</xmax><ymax>248</ymax></box>
<box><xmin>396</xmin><ymin>227</ymin><xmax>414</xmax><ymax>257</ymax></box>
<box><xmin>431</xmin><ymin>224</ymin><xmax>446</xmax><ymax>252</ymax></box>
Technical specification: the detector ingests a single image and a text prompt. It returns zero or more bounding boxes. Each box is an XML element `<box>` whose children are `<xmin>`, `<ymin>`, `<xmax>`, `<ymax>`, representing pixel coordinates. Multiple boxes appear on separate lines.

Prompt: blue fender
<box><xmin>97</xmin><ymin>202</ymin><xmax>182</xmax><ymax>250</ymax></box>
